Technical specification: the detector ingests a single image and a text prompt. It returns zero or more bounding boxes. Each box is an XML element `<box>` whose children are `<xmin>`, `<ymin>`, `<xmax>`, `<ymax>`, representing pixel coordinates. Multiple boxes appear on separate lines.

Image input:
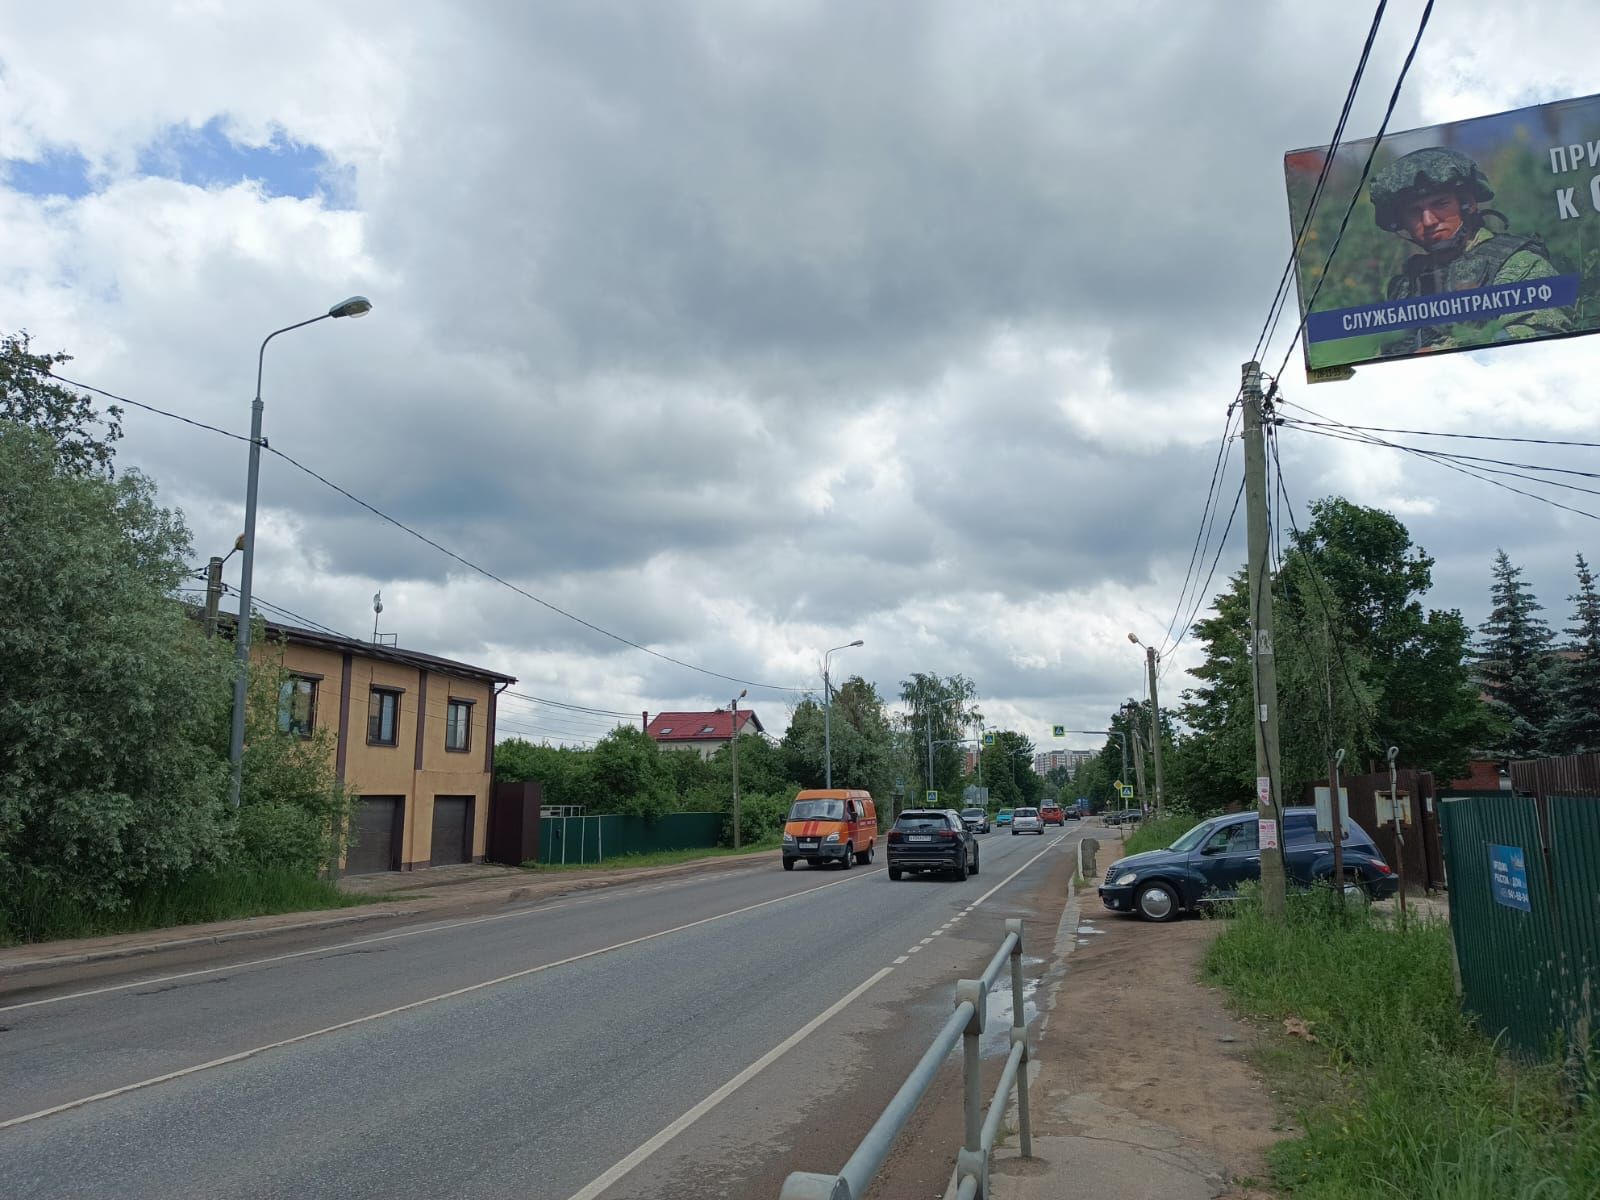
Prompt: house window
<box><xmin>278</xmin><ymin>676</ymin><xmax>317</xmax><ymax>738</ymax></box>
<box><xmin>658</xmin><ymin>727</ymin><xmax>673</xmax><ymax>735</ymax></box>
<box><xmin>368</xmin><ymin>688</ymin><xmax>400</xmax><ymax>746</ymax></box>
<box><xmin>700</xmin><ymin>725</ymin><xmax>716</xmax><ymax>734</ymax></box>
<box><xmin>446</xmin><ymin>698</ymin><xmax>473</xmax><ymax>753</ymax></box>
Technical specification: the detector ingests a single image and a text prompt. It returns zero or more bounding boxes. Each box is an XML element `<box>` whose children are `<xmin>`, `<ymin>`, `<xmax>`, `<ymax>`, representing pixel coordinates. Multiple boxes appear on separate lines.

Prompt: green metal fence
<box><xmin>1439</xmin><ymin>793</ymin><xmax>1599</xmax><ymax>1060</ymax></box>
<box><xmin>535</xmin><ymin>812</ymin><xmax>725</xmax><ymax>865</ymax></box>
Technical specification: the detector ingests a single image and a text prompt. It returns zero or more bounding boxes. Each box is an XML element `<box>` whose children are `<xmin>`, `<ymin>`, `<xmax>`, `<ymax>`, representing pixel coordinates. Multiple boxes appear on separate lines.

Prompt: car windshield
<box><xmin>1015</xmin><ymin>808</ymin><xmax>1038</xmax><ymax>817</ymax></box>
<box><xmin>895</xmin><ymin>812</ymin><xmax>949</xmax><ymax>830</ymax></box>
<box><xmin>789</xmin><ymin>799</ymin><xmax>845</xmax><ymax>821</ymax></box>
<box><xmin>1168</xmin><ymin>818</ymin><xmax>1225</xmax><ymax>853</ymax></box>
<box><xmin>961</xmin><ymin>809</ymin><xmax>984</xmax><ymax>818</ymax></box>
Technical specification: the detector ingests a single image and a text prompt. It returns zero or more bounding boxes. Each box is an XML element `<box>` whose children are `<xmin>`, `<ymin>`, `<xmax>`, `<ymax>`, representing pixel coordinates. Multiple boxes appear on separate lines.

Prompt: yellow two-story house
<box><xmin>258</xmin><ymin>619</ymin><xmax>517</xmax><ymax>874</ymax></box>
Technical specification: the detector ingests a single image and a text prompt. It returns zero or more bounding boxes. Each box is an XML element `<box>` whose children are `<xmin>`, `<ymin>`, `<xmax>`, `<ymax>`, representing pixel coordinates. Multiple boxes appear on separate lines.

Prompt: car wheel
<box><xmin>1011</xmin><ymin>829</ymin><xmax>1018</xmax><ymax>836</ymax></box>
<box><xmin>953</xmin><ymin>851</ymin><xmax>968</xmax><ymax>881</ymax></box>
<box><xmin>969</xmin><ymin>851</ymin><xmax>980</xmax><ymax>877</ymax></box>
<box><xmin>841</xmin><ymin>843</ymin><xmax>853</xmax><ymax>869</ymax></box>
<box><xmin>783</xmin><ymin>858</ymin><xmax>795</xmax><ymax>871</ymax></box>
<box><xmin>888</xmin><ymin>866</ymin><xmax>902</xmax><ymax>881</ymax></box>
<box><xmin>856</xmin><ymin>844</ymin><xmax>873</xmax><ymax>865</ymax></box>
<box><xmin>1135</xmin><ymin>880</ymin><xmax>1179</xmax><ymax>923</ymax></box>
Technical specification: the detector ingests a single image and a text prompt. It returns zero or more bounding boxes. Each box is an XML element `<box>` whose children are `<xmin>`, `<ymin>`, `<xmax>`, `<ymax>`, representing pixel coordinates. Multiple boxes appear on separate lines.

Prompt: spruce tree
<box><xmin>1476</xmin><ymin>549</ymin><xmax>1556</xmax><ymax>759</ymax></box>
<box><xmin>1548</xmin><ymin>553</ymin><xmax>1600</xmax><ymax>755</ymax></box>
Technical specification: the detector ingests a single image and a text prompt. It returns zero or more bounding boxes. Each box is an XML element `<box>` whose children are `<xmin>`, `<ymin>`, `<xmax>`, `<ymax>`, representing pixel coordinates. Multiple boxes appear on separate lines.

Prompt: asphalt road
<box><xmin>1</xmin><ymin>825</ymin><xmax>1081</xmax><ymax>1200</ymax></box>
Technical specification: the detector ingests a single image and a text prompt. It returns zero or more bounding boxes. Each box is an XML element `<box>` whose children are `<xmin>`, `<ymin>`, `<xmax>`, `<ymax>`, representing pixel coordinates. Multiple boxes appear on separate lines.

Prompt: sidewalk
<box><xmin>0</xmin><ymin>848</ymin><xmax>782</xmax><ymax>977</ymax></box>
<box><xmin>989</xmin><ymin>881</ymin><xmax>1281</xmax><ymax>1200</ymax></box>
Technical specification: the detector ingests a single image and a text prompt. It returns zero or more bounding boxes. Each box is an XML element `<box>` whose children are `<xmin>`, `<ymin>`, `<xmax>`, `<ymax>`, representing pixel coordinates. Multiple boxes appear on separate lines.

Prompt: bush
<box><xmin>722</xmin><ymin>791</ymin><xmax>792</xmax><ymax>845</ymax></box>
<box><xmin>1121</xmin><ymin>814</ymin><xmax>1199</xmax><ymax>856</ymax></box>
<box><xmin>1205</xmin><ymin>892</ymin><xmax>1600</xmax><ymax>1198</ymax></box>
<box><xmin>232</xmin><ymin>802</ymin><xmax>326</xmax><ymax>873</ymax></box>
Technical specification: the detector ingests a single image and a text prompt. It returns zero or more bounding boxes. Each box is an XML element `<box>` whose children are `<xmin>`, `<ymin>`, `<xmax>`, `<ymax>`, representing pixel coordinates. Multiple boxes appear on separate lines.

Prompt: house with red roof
<box><xmin>645</xmin><ymin>708</ymin><xmax>765</xmax><ymax>760</ymax></box>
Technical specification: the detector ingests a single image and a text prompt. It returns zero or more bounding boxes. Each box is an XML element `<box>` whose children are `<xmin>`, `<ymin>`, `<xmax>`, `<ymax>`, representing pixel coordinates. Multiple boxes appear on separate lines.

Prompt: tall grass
<box><xmin>1205</xmin><ymin>891</ymin><xmax>1600</xmax><ymax>1198</ymax></box>
<box><xmin>1120</xmin><ymin>814</ymin><xmax>1199</xmax><ymax>857</ymax></box>
<box><xmin>0</xmin><ymin>869</ymin><xmax>369</xmax><ymax>946</ymax></box>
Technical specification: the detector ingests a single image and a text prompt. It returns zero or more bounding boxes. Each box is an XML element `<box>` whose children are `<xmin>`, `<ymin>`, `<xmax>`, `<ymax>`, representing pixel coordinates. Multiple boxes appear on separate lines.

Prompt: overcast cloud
<box><xmin>4</xmin><ymin>0</ymin><xmax>1599</xmax><ymax>750</ymax></box>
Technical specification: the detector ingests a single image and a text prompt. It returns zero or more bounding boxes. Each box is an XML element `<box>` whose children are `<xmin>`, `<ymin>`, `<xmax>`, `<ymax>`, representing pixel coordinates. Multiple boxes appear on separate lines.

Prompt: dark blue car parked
<box><xmin>1098</xmin><ymin>807</ymin><xmax>1399</xmax><ymax>922</ymax></box>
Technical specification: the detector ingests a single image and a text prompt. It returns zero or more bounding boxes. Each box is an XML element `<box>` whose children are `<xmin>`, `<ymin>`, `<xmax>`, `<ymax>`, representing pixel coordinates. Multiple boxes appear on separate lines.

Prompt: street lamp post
<box><xmin>228</xmin><ymin>296</ymin><xmax>372</xmax><ymax>808</ymax></box>
<box><xmin>822</xmin><ymin>639</ymin><xmax>864</xmax><ymax>789</ymax></box>
<box><xmin>1127</xmin><ymin>632</ymin><xmax>1166</xmax><ymax>812</ymax></box>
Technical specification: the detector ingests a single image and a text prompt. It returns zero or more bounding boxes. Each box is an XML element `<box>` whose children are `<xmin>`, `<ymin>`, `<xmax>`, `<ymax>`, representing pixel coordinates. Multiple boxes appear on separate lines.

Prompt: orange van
<box><xmin>782</xmin><ymin>789</ymin><xmax>878</xmax><ymax>870</ymax></box>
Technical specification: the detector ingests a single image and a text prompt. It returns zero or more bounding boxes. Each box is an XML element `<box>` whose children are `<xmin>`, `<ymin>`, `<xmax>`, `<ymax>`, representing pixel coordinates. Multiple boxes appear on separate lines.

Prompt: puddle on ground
<box><xmin>979</xmin><ymin>960</ymin><xmax>1042</xmax><ymax>1055</ymax></box>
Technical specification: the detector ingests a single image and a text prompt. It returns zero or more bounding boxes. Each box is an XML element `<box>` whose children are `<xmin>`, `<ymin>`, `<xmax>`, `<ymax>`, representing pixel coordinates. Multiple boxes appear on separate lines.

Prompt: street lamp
<box><xmin>228</xmin><ymin>296</ymin><xmax>373</xmax><ymax>807</ymax></box>
<box><xmin>1126</xmin><ymin>631</ymin><xmax>1165</xmax><ymax>812</ymax></box>
<box><xmin>822</xmin><ymin>639</ymin><xmax>864</xmax><ymax>789</ymax></box>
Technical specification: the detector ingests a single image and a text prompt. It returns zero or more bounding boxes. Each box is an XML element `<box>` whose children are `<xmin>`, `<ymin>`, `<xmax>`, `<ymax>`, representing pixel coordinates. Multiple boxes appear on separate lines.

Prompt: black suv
<box><xmin>960</xmin><ymin>807</ymin><xmax>990</xmax><ymax>834</ymax></box>
<box><xmin>887</xmin><ymin>810</ymin><xmax>979</xmax><ymax>881</ymax></box>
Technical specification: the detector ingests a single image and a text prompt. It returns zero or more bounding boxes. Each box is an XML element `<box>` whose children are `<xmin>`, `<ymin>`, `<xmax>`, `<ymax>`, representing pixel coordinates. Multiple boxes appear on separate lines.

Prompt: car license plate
<box><xmin>798</xmin><ymin>840</ymin><xmax>817</xmax><ymax>848</ymax></box>
<box><xmin>909</xmin><ymin>835</ymin><xmax>931</xmax><ymax>842</ymax></box>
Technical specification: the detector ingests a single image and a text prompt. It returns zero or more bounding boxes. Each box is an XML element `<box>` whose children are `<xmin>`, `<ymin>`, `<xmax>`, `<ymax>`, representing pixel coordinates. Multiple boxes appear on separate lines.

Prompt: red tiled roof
<box><xmin>645</xmin><ymin>710</ymin><xmax>764</xmax><ymax>741</ymax></box>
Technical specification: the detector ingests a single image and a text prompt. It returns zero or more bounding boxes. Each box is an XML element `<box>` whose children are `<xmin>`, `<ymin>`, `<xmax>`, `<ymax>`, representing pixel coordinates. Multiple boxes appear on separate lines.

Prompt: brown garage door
<box><xmin>346</xmin><ymin>796</ymin><xmax>403</xmax><ymax>874</ymax></box>
<box><xmin>430</xmin><ymin>796</ymin><xmax>472</xmax><ymax>866</ymax></box>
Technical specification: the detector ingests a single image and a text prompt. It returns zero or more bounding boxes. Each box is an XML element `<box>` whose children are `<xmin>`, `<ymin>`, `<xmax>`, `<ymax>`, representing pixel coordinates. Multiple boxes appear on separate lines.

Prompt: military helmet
<box><xmin>1369</xmin><ymin>147</ymin><xmax>1494</xmax><ymax>231</ymax></box>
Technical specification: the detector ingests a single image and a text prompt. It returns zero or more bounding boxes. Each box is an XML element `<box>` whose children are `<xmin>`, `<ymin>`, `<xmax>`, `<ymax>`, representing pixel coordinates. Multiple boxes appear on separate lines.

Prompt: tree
<box><xmin>0</xmin><ymin>423</ymin><xmax>234</xmax><ymax>915</ymax></box>
<box><xmin>781</xmin><ymin>678</ymin><xmax>897</xmax><ymax>800</ymax></box>
<box><xmin>1</xmin><ymin>332</ymin><xmax>122</xmax><ymax>476</ymax></box>
<box><xmin>1477</xmin><ymin>549</ymin><xmax>1556</xmax><ymax>759</ymax></box>
<box><xmin>898</xmin><ymin>672</ymin><xmax>978</xmax><ymax>800</ymax></box>
<box><xmin>976</xmin><ymin>730</ymin><xmax>1039</xmax><ymax>808</ymax></box>
<box><xmin>1549</xmin><ymin>554</ymin><xmax>1600</xmax><ymax>755</ymax></box>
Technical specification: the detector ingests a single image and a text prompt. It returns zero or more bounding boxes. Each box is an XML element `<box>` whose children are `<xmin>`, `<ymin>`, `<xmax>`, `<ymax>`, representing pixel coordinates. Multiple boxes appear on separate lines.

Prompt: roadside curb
<box><xmin>0</xmin><ymin>848</ymin><xmax>784</xmax><ymax>978</ymax></box>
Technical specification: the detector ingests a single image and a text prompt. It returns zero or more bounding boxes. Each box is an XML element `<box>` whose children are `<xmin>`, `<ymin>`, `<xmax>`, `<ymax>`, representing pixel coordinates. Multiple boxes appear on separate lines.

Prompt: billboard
<box><xmin>1285</xmin><ymin>91</ymin><xmax>1600</xmax><ymax>371</ymax></box>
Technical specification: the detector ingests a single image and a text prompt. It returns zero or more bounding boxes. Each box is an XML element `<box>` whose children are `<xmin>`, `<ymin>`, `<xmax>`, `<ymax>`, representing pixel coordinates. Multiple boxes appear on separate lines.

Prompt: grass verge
<box><xmin>1120</xmin><ymin>813</ymin><xmax>1198</xmax><ymax>856</ymax></box>
<box><xmin>0</xmin><ymin>868</ymin><xmax>372</xmax><ymax>946</ymax></box>
<box><xmin>521</xmin><ymin>834</ymin><xmax>784</xmax><ymax>872</ymax></box>
<box><xmin>1204</xmin><ymin>891</ymin><xmax>1600</xmax><ymax>1198</ymax></box>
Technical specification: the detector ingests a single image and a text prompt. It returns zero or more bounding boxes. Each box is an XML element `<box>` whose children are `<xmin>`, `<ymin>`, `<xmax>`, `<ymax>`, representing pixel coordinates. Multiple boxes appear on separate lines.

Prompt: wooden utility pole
<box><xmin>1243</xmin><ymin>362</ymin><xmax>1287</xmax><ymax>920</ymax></box>
<box><xmin>203</xmin><ymin>556</ymin><xmax>225</xmax><ymax>636</ymax></box>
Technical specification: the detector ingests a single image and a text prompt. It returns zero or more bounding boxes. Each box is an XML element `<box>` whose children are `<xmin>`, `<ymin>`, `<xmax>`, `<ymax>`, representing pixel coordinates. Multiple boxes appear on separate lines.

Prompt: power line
<box><xmin>1265</xmin><ymin>0</ymin><xmax>1434</xmax><ymax>392</ymax></box>
<box><xmin>1158</xmin><ymin>403</ymin><xmax>1240</xmax><ymax>658</ymax></box>
<box><xmin>1254</xmin><ymin>0</ymin><xmax>1390</xmax><ymax>364</ymax></box>
<box><xmin>1162</xmin><ymin>474</ymin><xmax>1247</xmax><ymax>676</ymax></box>
<box><xmin>1274</xmin><ymin>417</ymin><xmax>1600</xmax><ymax>452</ymax></box>
<box><xmin>14</xmin><ymin>361</ymin><xmax>808</xmax><ymax>694</ymax></box>
<box><xmin>1278</xmin><ymin>406</ymin><xmax>1600</xmax><ymax>523</ymax></box>
<box><xmin>501</xmin><ymin>690</ymin><xmax>639</xmax><ymax>719</ymax></box>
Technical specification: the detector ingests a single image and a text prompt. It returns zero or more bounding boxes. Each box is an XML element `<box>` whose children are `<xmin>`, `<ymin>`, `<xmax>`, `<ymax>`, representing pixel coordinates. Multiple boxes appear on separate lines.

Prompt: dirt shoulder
<box><xmin>992</xmin><ymin>907</ymin><xmax>1282</xmax><ymax>1200</ymax></box>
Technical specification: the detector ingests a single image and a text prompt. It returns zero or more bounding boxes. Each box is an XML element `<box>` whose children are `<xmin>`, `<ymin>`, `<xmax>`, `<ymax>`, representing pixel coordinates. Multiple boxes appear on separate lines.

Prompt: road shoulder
<box><xmin>991</xmin><ymin>909</ymin><xmax>1280</xmax><ymax>1200</ymax></box>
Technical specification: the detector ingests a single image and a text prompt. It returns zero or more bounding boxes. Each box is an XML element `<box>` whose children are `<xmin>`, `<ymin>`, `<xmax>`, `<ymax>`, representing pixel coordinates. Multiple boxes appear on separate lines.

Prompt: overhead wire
<box><xmin>1157</xmin><ymin>403</ymin><xmax>1241</xmax><ymax>658</ymax></box>
<box><xmin>1161</xmin><ymin>474</ymin><xmax>1247</xmax><ymax>678</ymax></box>
<box><xmin>1263</xmin><ymin>0</ymin><xmax>1435</xmax><ymax>393</ymax></box>
<box><xmin>13</xmin><ymin>361</ymin><xmax>808</xmax><ymax>694</ymax></box>
<box><xmin>1253</xmin><ymin>0</ymin><xmax>1390</xmax><ymax>364</ymax></box>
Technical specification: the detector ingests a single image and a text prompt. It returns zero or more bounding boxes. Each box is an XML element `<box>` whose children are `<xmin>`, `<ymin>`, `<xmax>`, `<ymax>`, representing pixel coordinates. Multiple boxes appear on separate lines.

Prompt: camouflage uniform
<box><xmin>1369</xmin><ymin>148</ymin><xmax>1571</xmax><ymax>353</ymax></box>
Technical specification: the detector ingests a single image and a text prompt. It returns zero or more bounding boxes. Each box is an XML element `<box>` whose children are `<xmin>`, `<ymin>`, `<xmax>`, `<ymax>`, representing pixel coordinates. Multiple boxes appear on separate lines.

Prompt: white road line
<box><xmin>967</xmin><ymin>834</ymin><xmax>1065</xmax><ymax>909</ymax></box>
<box><xmin>908</xmin><ymin>946</ymin><xmax>922</xmax><ymax>953</ymax></box>
<box><xmin>562</xmin><ymin>967</ymin><xmax>893</xmax><ymax>1200</ymax></box>
<box><xmin>0</xmin><ymin>870</ymin><xmax>880</xmax><ymax>1130</ymax></box>
<box><xmin>893</xmin><ymin>956</ymin><xmax>909</xmax><ymax>964</ymax></box>
<box><xmin>920</xmin><ymin>937</ymin><xmax>935</xmax><ymax>944</ymax></box>
<box><xmin>2</xmin><ymin>867</ymin><xmax>877</xmax><ymax>1015</ymax></box>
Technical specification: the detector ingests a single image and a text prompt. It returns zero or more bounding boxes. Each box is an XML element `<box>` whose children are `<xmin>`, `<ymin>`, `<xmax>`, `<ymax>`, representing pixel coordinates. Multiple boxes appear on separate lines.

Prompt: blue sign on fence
<box><xmin>1488</xmin><ymin>843</ymin><xmax>1532</xmax><ymax>912</ymax></box>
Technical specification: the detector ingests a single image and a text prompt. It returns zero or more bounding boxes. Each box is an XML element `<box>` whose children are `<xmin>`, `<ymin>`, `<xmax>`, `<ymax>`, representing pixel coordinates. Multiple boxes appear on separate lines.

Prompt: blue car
<box><xmin>1098</xmin><ymin>807</ymin><xmax>1399</xmax><ymax>922</ymax></box>
<box><xmin>995</xmin><ymin>808</ymin><xmax>1014</xmax><ymax>827</ymax></box>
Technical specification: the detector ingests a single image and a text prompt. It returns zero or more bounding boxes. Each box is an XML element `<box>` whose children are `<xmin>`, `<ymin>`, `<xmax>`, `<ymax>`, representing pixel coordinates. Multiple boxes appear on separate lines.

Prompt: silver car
<box><xmin>1010</xmin><ymin>806</ymin><xmax>1045</xmax><ymax>835</ymax></box>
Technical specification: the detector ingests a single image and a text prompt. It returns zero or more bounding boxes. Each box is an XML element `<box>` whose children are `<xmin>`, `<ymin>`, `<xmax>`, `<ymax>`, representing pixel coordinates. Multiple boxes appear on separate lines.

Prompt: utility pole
<box><xmin>1388</xmin><ymin>745</ymin><xmax>1406</xmax><ymax>926</ymax></box>
<box><xmin>731</xmin><ymin>689</ymin><xmax>747</xmax><ymax>849</ymax></box>
<box><xmin>1331</xmin><ymin>746</ymin><xmax>1346</xmax><ymax>904</ymax></box>
<box><xmin>926</xmin><ymin>716</ymin><xmax>935</xmax><ymax>801</ymax></box>
<box><xmin>203</xmin><ymin>556</ymin><xmax>225</xmax><ymax>636</ymax></box>
<box><xmin>1126</xmin><ymin>706</ymin><xmax>1149</xmax><ymax>807</ymax></box>
<box><xmin>1145</xmin><ymin>646</ymin><xmax>1165</xmax><ymax>812</ymax></box>
<box><xmin>1243</xmin><ymin>360</ymin><xmax>1287</xmax><ymax>920</ymax></box>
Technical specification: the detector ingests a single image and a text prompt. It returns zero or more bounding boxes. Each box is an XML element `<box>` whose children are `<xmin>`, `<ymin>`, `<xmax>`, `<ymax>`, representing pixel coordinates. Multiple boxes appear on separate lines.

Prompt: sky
<box><xmin>3</xmin><ymin>0</ymin><xmax>1599</xmax><ymax>753</ymax></box>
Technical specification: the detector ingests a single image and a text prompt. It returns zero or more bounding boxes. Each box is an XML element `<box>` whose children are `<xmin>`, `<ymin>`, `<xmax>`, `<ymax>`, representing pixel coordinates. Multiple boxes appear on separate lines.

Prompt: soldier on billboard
<box><xmin>1369</xmin><ymin>147</ymin><xmax>1571</xmax><ymax>353</ymax></box>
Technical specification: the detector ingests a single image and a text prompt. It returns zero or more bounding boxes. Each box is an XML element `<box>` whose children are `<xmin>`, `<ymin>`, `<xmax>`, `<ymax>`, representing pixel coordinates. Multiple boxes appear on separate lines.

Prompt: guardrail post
<box><xmin>1005</xmin><ymin>918</ymin><xmax>1032</xmax><ymax>1158</ymax></box>
<box><xmin>954</xmin><ymin>978</ymin><xmax>987</xmax><ymax>1196</ymax></box>
<box><xmin>777</xmin><ymin>1173</ymin><xmax>851</xmax><ymax>1200</ymax></box>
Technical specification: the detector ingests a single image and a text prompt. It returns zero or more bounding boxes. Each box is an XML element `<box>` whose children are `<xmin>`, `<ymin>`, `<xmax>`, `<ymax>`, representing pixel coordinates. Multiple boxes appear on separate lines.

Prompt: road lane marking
<box><xmin>908</xmin><ymin>945</ymin><xmax>922</xmax><ymax>953</ymax></box>
<box><xmin>894</xmin><ymin>956</ymin><xmax>909</xmax><ymax>964</ymax></box>
<box><xmin>562</xmin><ymin>967</ymin><xmax>893</xmax><ymax>1200</ymax></box>
<box><xmin>0</xmin><ymin>870</ymin><xmax>881</xmax><ymax>1129</ymax></box>
<box><xmin>2</xmin><ymin>866</ymin><xmax>875</xmax><ymax>1015</ymax></box>
<box><xmin>967</xmin><ymin>834</ymin><xmax>1065</xmax><ymax>910</ymax></box>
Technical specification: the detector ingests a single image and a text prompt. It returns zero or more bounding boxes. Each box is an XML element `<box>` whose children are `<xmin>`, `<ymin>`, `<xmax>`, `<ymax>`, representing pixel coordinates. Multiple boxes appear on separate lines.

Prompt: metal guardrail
<box><xmin>779</xmin><ymin>919</ymin><xmax>1034</xmax><ymax>1200</ymax></box>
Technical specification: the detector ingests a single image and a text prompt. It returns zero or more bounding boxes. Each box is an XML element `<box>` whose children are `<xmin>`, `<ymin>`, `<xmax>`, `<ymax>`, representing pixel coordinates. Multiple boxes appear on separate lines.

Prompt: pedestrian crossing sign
<box><xmin>1052</xmin><ymin>724</ymin><xmax>1065</xmax><ymax>737</ymax></box>
<box><xmin>982</xmin><ymin>732</ymin><xmax>995</xmax><ymax>747</ymax></box>
<box><xmin>1121</xmin><ymin>785</ymin><xmax>1135</xmax><ymax>799</ymax></box>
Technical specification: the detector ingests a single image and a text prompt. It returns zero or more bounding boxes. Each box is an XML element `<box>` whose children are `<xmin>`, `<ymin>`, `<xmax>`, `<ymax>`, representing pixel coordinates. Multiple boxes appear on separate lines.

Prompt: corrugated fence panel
<box><xmin>1549</xmin><ymin>794</ymin><xmax>1600</xmax><ymax>1056</ymax></box>
<box><xmin>1439</xmin><ymin>796</ymin><xmax>1561</xmax><ymax>1059</ymax></box>
<box><xmin>537</xmin><ymin>812</ymin><xmax>725</xmax><ymax>863</ymax></box>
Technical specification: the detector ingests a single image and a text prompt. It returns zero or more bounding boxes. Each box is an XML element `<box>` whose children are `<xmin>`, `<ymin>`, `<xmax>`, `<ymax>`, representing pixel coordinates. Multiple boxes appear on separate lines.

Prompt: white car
<box><xmin>1011</xmin><ymin>807</ymin><xmax>1045</xmax><ymax>835</ymax></box>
